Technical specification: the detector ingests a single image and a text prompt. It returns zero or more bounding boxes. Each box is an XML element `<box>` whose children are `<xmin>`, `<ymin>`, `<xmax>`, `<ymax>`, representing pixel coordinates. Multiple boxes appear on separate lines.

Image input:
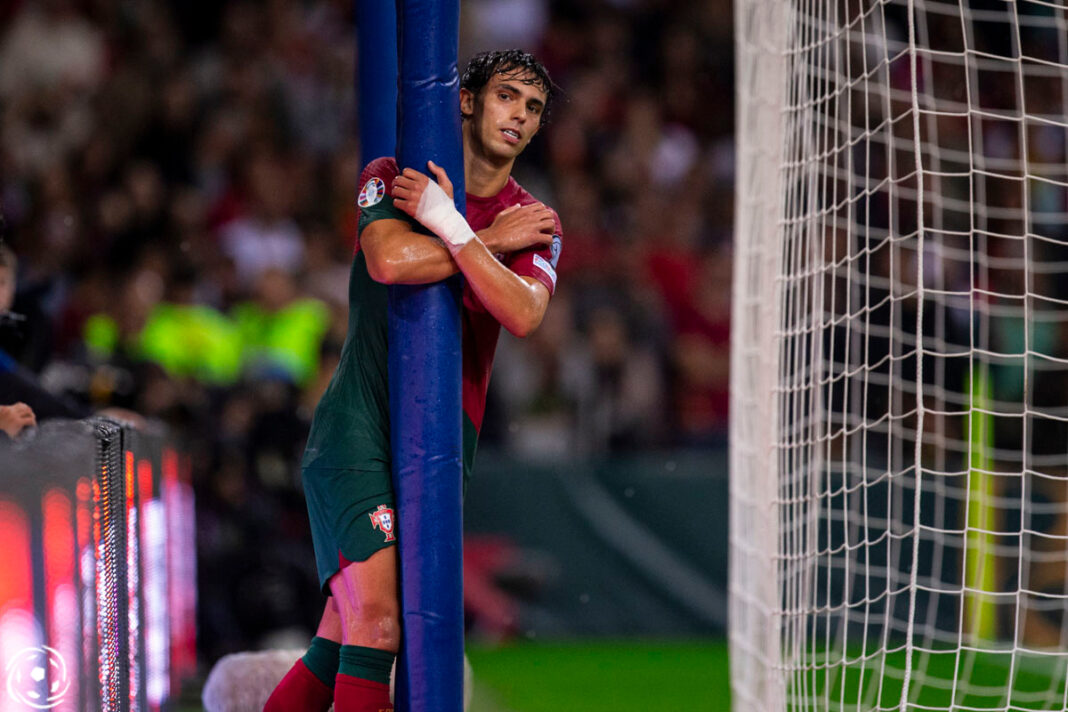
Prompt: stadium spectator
<box><xmin>220</xmin><ymin>151</ymin><xmax>307</xmax><ymax>288</ymax></box>
<box><xmin>232</xmin><ymin>267</ymin><xmax>330</xmax><ymax>385</ymax></box>
<box><xmin>0</xmin><ymin>401</ymin><xmax>35</xmax><ymax>439</ymax></box>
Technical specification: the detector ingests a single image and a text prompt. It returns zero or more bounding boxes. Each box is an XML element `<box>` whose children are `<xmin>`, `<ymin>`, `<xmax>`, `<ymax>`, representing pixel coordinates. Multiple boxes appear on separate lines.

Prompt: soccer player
<box><xmin>265</xmin><ymin>50</ymin><xmax>561</xmax><ymax>712</ymax></box>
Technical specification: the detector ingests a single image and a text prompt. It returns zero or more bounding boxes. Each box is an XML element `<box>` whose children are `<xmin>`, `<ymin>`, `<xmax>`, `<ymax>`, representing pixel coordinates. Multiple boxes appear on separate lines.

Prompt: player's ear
<box><xmin>459</xmin><ymin>88</ymin><xmax>474</xmax><ymax>120</ymax></box>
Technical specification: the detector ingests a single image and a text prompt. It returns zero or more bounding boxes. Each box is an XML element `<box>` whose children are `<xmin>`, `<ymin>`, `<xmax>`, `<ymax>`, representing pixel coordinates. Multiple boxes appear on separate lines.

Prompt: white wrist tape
<box><xmin>414</xmin><ymin>178</ymin><xmax>476</xmax><ymax>255</ymax></box>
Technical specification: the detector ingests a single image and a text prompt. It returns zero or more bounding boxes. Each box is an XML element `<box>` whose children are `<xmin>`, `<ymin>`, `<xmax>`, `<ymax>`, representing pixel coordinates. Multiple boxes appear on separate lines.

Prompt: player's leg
<box><xmin>331</xmin><ymin>546</ymin><xmax>400</xmax><ymax>712</ymax></box>
<box><xmin>263</xmin><ymin>598</ymin><xmax>343</xmax><ymax>712</ymax></box>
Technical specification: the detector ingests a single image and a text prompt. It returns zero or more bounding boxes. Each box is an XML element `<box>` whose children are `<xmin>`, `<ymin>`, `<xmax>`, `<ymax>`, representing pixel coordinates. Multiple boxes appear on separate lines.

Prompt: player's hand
<box><xmin>479</xmin><ymin>202</ymin><xmax>555</xmax><ymax>254</ymax></box>
<box><xmin>0</xmin><ymin>402</ymin><xmax>36</xmax><ymax>439</ymax></box>
<box><xmin>391</xmin><ymin>161</ymin><xmax>455</xmax><ymax>218</ymax></box>
<box><xmin>392</xmin><ymin>161</ymin><xmax>477</xmax><ymax>255</ymax></box>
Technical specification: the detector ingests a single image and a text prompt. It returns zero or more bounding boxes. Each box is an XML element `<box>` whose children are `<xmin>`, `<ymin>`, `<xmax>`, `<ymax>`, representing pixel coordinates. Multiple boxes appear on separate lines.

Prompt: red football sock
<box><xmin>334</xmin><ymin>673</ymin><xmax>393</xmax><ymax>712</ymax></box>
<box><xmin>263</xmin><ymin>659</ymin><xmax>334</xmax><ymax>712</ymax></box>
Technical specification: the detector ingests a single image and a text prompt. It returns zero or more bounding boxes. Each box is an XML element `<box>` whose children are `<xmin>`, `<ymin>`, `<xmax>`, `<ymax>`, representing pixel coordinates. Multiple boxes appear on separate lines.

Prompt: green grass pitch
<box><xmin>466</xmin><ymin>639</ymin><xmax>729</xmax><ymax>712</ymax></box>
<box><xmin>463</xmin><ymin>640</ymin><xmax>1068</xmax><ymax>712</ymax></box>
<box><xmin>801</xmin><ymin>647</ymin><xmax>1068</xmax><ymax>711</ymax></box>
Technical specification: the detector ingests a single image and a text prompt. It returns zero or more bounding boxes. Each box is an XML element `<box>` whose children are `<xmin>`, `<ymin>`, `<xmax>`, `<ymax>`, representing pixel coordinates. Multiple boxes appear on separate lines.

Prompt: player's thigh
<box><xmin>329</xmin><ymin>546</ymin><xmax>400</xmax><ymax>622</ymax></box>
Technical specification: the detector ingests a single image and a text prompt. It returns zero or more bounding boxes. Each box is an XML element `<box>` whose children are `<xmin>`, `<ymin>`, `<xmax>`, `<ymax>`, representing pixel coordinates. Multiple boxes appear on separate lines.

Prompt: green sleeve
<box><xmin>358</xmin><ymin>194</ymin><xmax>416</xmax><ymax>234</ymax></box>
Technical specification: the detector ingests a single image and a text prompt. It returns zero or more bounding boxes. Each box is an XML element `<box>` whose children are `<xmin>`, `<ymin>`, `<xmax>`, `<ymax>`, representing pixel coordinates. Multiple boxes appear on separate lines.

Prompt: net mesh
<box><xmin>730</xmin><ymin>0</ymin><xmax>1068</xmax><ymax>710</ymax></box>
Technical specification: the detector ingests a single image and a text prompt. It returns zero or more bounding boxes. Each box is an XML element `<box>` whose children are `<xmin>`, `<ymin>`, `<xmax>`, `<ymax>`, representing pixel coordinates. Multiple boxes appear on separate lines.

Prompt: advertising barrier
<box><xmin>0</xmin><ymin>418</ymin><xmax>195</xmax><ymax>711</ymax></box>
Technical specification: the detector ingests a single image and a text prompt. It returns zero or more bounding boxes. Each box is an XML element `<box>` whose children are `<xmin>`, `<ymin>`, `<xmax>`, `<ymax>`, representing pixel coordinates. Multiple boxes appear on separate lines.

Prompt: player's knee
<box><xmin>368</xmin><ymin>608</ymin><xmax>401</xmax><ymax>651</ymax></box>
<box><xmin>347</xmin><ymin>596</ymin><xmax>401</xmax><ymax>650</ymax></box>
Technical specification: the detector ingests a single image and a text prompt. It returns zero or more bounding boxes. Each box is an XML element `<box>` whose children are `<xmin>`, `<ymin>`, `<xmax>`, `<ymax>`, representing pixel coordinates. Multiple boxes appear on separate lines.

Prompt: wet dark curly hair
<box><xmin>461</xmin><ymin>49</ymin><xmax>556</xmax><ymax>125</ymax></box>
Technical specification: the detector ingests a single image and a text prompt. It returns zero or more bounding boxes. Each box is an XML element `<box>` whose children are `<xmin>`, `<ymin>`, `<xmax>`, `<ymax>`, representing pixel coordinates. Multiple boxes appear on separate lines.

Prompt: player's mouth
<box><xmin>500</xmin><ymin>128</ymin><xmax>521</xmax><ymax>145</ymax></box>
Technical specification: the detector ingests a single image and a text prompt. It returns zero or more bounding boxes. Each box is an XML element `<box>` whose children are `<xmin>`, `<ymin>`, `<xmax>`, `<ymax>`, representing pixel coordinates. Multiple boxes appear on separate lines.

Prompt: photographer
<box><xmin>0</xmin><ymin>243</ymin><xmax>38</xmax><ymax>439</ymax></box>
<box><xmin>0</xmin><ymin>213</ymin><xmax>89</xmax><ymax>426</ymax></box>
<box><xmin>0</xmin><ymin>232</ymin><xmax>53</xmax><ymax>373</ymax></box>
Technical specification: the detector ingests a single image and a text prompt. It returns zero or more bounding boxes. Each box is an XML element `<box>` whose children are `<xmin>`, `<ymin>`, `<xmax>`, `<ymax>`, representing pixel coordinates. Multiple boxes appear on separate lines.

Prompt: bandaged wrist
<box><xmin>414</xmin><ymin>179</ymin><xmax>477</xmax><ymax>255</ymax></box>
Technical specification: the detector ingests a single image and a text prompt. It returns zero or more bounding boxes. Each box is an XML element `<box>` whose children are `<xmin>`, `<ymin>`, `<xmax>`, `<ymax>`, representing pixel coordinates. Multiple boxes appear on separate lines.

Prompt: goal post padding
<box><xmin>355</xmin><ymin>0</ymin><xmax>397</xmax><ymax>164</ymax></box>
<box><xmin>389</xmin><ymin>1</ymin><xmax>466</xmax><ymax>711</ymax></box>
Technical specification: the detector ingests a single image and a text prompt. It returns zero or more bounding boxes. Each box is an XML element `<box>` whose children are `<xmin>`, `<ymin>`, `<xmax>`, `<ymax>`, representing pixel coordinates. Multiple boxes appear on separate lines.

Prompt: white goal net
<box><xmin>730</xmin><ymin>0</ymin><xmax>1068</xmax><ymax>710</ymax></box>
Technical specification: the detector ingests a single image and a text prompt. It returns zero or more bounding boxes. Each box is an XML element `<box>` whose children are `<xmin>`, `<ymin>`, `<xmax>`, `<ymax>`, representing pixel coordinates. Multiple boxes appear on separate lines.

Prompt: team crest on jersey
<box><xmin>358</xmin><ymin>177</ymin><xmax>386</xmax><ymax>208</ymax></box>
<box><xmin>369</xmin><ymin>504</ymin><xmax>396</xmax><ymax>542</ymax></box>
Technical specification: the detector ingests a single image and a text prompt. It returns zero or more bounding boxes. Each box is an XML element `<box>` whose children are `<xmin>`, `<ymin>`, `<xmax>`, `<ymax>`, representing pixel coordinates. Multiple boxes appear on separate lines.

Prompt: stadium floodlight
<box><xmin>730</xmin><ymin>0</ymin><xmax>1068</xmax><ymax>709</ymax></box>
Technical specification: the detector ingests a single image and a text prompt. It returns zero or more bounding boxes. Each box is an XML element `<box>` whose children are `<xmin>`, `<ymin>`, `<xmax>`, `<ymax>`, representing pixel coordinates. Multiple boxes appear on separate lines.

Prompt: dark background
<box><xmin>0</xmin><ymin>0</ymin><xmax>733</xmax><ymax>666</ymax></box>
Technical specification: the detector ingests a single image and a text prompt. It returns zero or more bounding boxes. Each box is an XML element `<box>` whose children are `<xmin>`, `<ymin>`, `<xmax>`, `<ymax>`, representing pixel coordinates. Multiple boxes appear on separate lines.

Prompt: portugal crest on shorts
<box><xmin>369</xmin><ymin>504</ymin><xmax>396</xmax><ymax>542</ymax></box>
<box><xmin>358</xmin><ymin>177</ymin><xmax>386</xmax><ymax>208</ymax></box>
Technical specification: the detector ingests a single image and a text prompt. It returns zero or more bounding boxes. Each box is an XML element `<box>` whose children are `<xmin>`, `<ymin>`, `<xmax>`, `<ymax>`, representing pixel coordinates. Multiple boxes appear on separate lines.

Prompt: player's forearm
<box><xmin>364</xmin><ymin>232</ymin><xmax>459</xmax><ymax>285</ymax></box>
<box><xmin>390</xmin><ymin>172</ymin><xmax>549</xmax><ymax>328</ymax></box>
<box><xmin>452</xmin><ymin>240</ymin><xmax>547</xmax><ymax>338</ymax></box>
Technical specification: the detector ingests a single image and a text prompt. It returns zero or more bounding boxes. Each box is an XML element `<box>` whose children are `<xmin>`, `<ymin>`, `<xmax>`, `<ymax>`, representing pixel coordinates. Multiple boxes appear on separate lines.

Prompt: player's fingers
<box><xmin>427</xmin><ymin>161</ymin><xmax>454</xmax><ymax>196</ymax></box>
<box><xmin>527</xmin><ymin>216</ymin><xmax>553</xmax><ymax>233</ymax></box>
<box><xmin>400</xmin><ymin>168</ymin><xmax>427</xmax><ymax>185</ymax></box>
<box><xmin>429</xmin><ymin>163</ymin><xmax>454</xmax><ymax>199</ymax></box>
<box><xmin>427</xmin><ymin>160</ymin><xmax>446</xmax><ymax>182</ymax></box>
<box><xmin>499</xmin><ymin>203</ymin><xmax>521</xmax><ymax>216</ymax></box>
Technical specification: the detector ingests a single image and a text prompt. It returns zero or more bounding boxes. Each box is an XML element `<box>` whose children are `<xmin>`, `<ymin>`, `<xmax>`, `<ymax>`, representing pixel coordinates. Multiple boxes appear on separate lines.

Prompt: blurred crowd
<box><xmin>0</xmin><ymin>0</ymin><xmax>733</xmax><ymax>658</ymax></box>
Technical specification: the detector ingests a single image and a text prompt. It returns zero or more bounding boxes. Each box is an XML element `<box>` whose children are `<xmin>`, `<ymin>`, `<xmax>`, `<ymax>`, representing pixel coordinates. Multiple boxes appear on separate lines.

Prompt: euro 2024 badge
<box><xmin>358</xmin><ymin>177</ymin><xmax>386</xmax><ymax>208</ymax></box>
<box><xmin>7</xmin><ymin>645</ymin><xmax>70</xmax><ymax>709</ymax></box>
<box><xmin>369</xmin><ymin>504</ymin><xmax>396</xmax><ymax>542</ymax></box>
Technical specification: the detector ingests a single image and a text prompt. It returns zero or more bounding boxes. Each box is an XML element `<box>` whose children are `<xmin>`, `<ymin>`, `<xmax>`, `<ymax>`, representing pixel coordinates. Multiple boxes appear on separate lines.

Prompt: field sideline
<box><xmin>467</xmin><ymin>639</ymin><xmax>729</xmax><ymax>712</ymax></box>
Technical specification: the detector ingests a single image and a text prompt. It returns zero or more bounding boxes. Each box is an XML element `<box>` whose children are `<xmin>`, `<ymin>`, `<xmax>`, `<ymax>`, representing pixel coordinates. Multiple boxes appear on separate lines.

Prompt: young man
<box><xmin>265</xmin><ymin>50</ymin><xmax>561</xmax><ymax>712</ymax></box>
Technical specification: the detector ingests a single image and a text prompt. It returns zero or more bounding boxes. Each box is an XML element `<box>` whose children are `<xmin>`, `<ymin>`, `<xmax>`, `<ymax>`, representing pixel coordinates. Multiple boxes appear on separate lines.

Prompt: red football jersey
<box><xmin>356</xmin><ymin>157</ymin><xmax>563</xmax><ymax>434</ymax></box>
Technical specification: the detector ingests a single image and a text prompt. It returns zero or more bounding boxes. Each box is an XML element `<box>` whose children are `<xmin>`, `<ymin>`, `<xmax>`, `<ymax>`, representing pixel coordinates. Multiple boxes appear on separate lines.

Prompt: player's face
<box><xmin>462</xmin><ymin>70</ymin><xmax>547</xmax><ymax>162</ymax></box>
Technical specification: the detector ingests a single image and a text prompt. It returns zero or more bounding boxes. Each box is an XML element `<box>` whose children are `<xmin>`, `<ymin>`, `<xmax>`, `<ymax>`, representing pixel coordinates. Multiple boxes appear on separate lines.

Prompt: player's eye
<box><xmin>498</xmin><ymin>92</ymin><xmax>511</xmax><ymax>101</ymax></box>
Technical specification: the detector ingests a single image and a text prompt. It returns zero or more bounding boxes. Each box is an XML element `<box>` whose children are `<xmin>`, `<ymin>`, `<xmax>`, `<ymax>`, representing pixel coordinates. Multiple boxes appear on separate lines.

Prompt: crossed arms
<box><xmin>361</xmin><ymin>162</ymin><xmax>555</xmax><ymax>338</ymax></box>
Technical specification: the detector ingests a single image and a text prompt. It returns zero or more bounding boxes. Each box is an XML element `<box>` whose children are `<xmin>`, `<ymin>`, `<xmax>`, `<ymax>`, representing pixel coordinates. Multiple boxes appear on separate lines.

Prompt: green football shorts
<box><xmin>302</xmin><ymin>465</ymin><xmax>398</xmax><ymax>594</ymax></box>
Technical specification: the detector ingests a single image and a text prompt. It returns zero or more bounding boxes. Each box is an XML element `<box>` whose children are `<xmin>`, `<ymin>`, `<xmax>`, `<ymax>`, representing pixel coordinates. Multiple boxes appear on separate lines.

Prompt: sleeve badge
<box><xmin>358</xmin><ymin>177</ymin><xmax>387</xmax><ymax>208</ymax></box>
